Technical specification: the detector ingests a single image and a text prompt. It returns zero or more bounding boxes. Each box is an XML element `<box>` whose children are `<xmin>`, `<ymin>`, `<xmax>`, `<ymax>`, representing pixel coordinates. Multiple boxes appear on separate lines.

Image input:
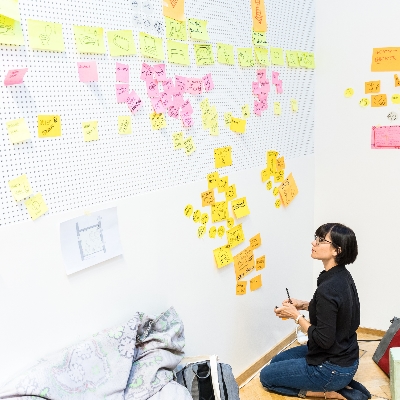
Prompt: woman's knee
<box><xmin>259</xmin><ymin>365</ymin><xmax>274</xmax><ymax>388</ymax></box>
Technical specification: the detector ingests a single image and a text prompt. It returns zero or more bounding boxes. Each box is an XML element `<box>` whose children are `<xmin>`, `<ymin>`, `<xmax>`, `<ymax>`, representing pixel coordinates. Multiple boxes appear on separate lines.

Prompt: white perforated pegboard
<box><xmin>0</xmin><ymin>0</ymin><xmax>314</xmax><ymax>226</ymax></box>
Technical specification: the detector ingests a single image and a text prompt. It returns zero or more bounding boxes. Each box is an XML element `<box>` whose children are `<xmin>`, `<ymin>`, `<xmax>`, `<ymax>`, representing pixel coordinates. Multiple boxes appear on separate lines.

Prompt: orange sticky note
<box><xmin>395</xmin><ymin>74</ymin><xmax>400</xmax><ymax>87</ymax></box>
<box><xmin>371</xmin><ymin>94</ymin><xmax>387</xmax><ymax>107</ymax></box>
<box><xmin>251</xmin><ymin>0</ymin><xmax>267</xmax><ymax>32</ymax></box>
<box><xmin>236</xmin><ymin>281</ymin><xmax>247</xmax><ymax>295</ymax></box>
<box><xmin>276</xmin><ymin>157</ymin><xmax>285</xmax><ymax>171</ymax></box>
<box><xmin>371</xmin><ymin>48</ymin><xmax>400</xmax><ymax>72</ymax></box>
<box><xmin>250</xmin><ymin>274</ymin><xmax>262</xmax><ymax>291</ymax></box>
<box><xmin>234</xmin><ymin>246</ymin><xmax>255</xmax><ymax>281</ymax></box>
<box><xmin>365</xmin><ymin>81</ymin><xmax>380</xmax><ymax>94</ymax></box>
<box><xmin>278</xmin><ymin>173</ymin><xmax>299</xmax><ymax>207</ymax></box>
<box><xmin>201</xmin><ymin>189</ymin><xmax>215</xmax><ymax>206</ymax></box>
<box><xmin>256</xmin><ymin>255</ymin><xmax>266</xmax><ymax>271</ymax></box>
<box><xmin>250</xmin><ymin>233</ymin><xmax>261</xmax><ymax>250</ymax></box>
<box><xmin>163</xmin><ymin>0</ymin><xmax>185</xmax><ymax>21</ymax></box>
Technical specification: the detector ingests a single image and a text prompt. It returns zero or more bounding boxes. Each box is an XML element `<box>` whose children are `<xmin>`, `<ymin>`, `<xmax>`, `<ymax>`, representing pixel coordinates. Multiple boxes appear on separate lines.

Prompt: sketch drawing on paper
<box><xmin>76</xmin><ymin>218</ymin><xmax>106</xmax><ymax>261</ymax></box>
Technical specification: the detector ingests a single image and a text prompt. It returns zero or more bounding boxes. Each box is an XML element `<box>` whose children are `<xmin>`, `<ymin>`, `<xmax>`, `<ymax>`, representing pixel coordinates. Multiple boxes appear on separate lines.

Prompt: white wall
<box><xmin>0</xmin><ymin>155</ymin><xmax>314</xmax><ymax>384</ymax></box>
<box><xmin>315</xmin><ymin>1</ymin><xmax>400</xmax><ymax>330</ymax></box>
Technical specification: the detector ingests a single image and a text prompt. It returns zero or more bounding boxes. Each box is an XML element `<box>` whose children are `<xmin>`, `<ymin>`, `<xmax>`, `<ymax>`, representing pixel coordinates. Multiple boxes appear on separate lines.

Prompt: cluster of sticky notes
<box><xmin>200</xmin><ymin>97</ymin><xmax>219</xmax><ymax>135</ymax></box>
<box><xmin>214</xmin><ymin>146</ymin><xmax>232</xmax><ymax>168</ymax></box>
<box><xmin>253</xmin><ymin>68</ymin><xmax>270</xmax><ymax>116</ymax></box>
<box><xmin>172</xmin><ymin>131</ymin><xmax>196</xmax><ymax>155</ymax></box>
<box><xmin>8</xmin><ymin>174</ymin><xmax>48</xmax><ymax>220</ymax></box>
<box><xmin>4</xmin><ymin>68</ymin><xmax>28</xmax><ymax>85</ymax></box>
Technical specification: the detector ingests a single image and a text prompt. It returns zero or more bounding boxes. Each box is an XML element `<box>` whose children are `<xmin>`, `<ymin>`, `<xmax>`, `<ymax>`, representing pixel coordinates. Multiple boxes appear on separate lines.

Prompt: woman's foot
<box><xmin>347</xmin><ymin>380</ymin><xmax>371</xmax><ymax>399</ymax></box>
<box><xmin>337</xmin><ymin>387</ymin><xmax>368</xmax><ymax>400</ymax></box>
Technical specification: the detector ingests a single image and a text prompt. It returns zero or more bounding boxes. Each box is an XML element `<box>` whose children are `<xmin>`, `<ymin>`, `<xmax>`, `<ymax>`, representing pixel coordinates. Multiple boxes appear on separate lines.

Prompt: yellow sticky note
<box><xmin>201</xmin><ymin>189</ymin><xmax>215</xmax><ymax>206</ymax></box>
<box><xmin>139</xmin><ymin>32</ymin><xmax>164</xmax><ymax>60</ymax></box>
<box><xmin>224</xmin><ymin>112</ymin><xmax>232</xmax><ymax>126</ymax></box>
<box><xmin>230</xmin><ymin>117</ymin><xmax>246</xmax><ymax>133</ymax></box>
<box><xmin>27</xmin><ymin>19</ymin><xmax>65</xmax><ymax>51</ymax></box>
<box><xmin>184</xmin><ymin>204</ymin><xmax>193</xmax><ymax>217</ymax></box>
<box><xmin>261</xmin><ymin>168</ymin><xmax>270</xmax><ymax>182</ymax></box>
<box><xmin>270</xmin><ymin>48</ymin><xmax>284</xmax><ymax>65</ymax></box>
<box><xmin>279</xmin><ymin>173</ymin><xmax>299</xmax><ymax>207</ymax></box>
<box><xmin>256</xmin><ymin>255</ymin><xmax>266</xmax><ymax>271</ymax></box>
<box><xmin>225</xmin><ymin>184</ymin><xmax>237</xmax><ymax>201</ymax></box>
<box><xmin>359</xmin><ymin>98</ymin><xmax>370</xmax><ymax>107</ymax></box>
<box><xmin>365</xmin><ymin>81</ymin><xmax>380</xmax><ymax>94</ymax></box>
<box><xmin>172</xmin><ymin>131</ymin><xmax>184</xmax><ymax>149</ymax></box>
<box><xmin>209</xmin><ymin>226</ymin><xmax>217</xmax><ymax>238</ymax></box>
<box><xmin>395</xmin><ymin>74</ymin><xmax>400</xmax><ymax>87</ymax></box>
<box><xmin>201</xmin><ymin>213</ymin><xmax>209</xmax><ymax>224</ymax></box>
<box><xmin>200</xmin><ymin>98</ymin><xmax>210</xmax><ymax>112</ymax></box>
<box><xmin>273</xmin><ymin>187</ymin><xmax>279</xmax><ymax>196</ymax></box>
<box><xmin>0</xmin><ymin>14</ymin><xmax>24</xmax><ymax>45</ymax></box>
<box><xmin>207</xmin><ymin>171</ymin><xmax>219</xmax><ymax>189</ymax></box>
<box><xmin>250</xmin><ymin>233</ymin><xmax>261</xmax><ymax>250</ymax></box>
<box><xmin>217</xmin><ymin>226</ymin><xmax>225</xmax><ymax>237</ymax></box>
<box><xmin>217</xmin><ymin>43</ymin><xmax>235</xmax><ymax>65</ymax></box>
<box><xmin>194</xmin><ymin>43</ymin><xmax>214</xmax><ymax>66</ymax></box>
<box><xmin>183</xmin><ymin>136</ymin><xmax>196</xmax><ymax>155</ymax></box>
<box><xmin>254</xmin><ymin>47</ymin><xmax>270</xmax><ymax>66</ymax></box>
<box><xmin>238</xmin><ymin>48</ymin><xmax>255</xmax><ymax>67</ymax></box>
<box><xmin>234</xmin><ymin>246</ymin><xmax>255</xmax><ymax>280</ymax></box>
<box><xmin>291</xmin><ymin>99</ymin><xmax>298</xmax><ymax>112</ymax></box>
<box><xmin>6</xmin><ymin>118</ymin><xmax>30</xmax><ymax>143</ymax></box>
<box><xmin>252</xmin><ymin>31</ymin><xmax>267</xmax><ymax>47</ymax></box>
<box><xmin>73</xmin><ymin>25</ymin><xmax>105</xmax><ymax>54</ymax></box>
<box><xmin>38</xmin><ymin>115</ymin><xmax>61</xmax><ymax>138</ymax></box>
<box><xmin>242</xmin><ymin>104</ymin><xmax>250</xmax><ymax>119</ymax></box>
<box><xmin>198</xmin><ymin>225</ymin><xmax>206</xmax><ymax>238</ymax></box>
<box><xmin>218</xmin><ymin>176</ymin><xmax>229</xmax><ymax>193</ymax></box>
<box><xmin>163</xmin><ymin>0</ymin><xmax>185</xmax><ymax>22</ymax></box>
<box><xmin>274</xmin><ymin>170</ymin><xmax>284</xmax><ymax>183</ymax></box>
<box><xmin>266</xmin><ymin>181</ymin><xmax>272</xmax><ymax>190</ymax></box>
<box><xmin>167</xmin><ymin>40</ymin><xmax>190</xmax><ymax>65</ymax></box>
<box><xmin>82</xmin><ymin>121</ymin><xmax>99</xmax><ymax>142</ymax></box>
<box><xmin>214</xmin><ymin>146</ymin><xmax>232</xmax><ymax>168</ymax></box>
<box><xmin>298</xmin><ymin>52</ymin><xmax>315</xmax><ymax>68</ymax></box>
<box><xmin>226</xmin><ymin>217</ymin><xmax>234</xmax><ymax>228</ymax></box>
<box><xmin>118</xmin><ymin>116</ymin><xmax>132</xmax><ymax>135</ymax></box>
<box><xmin>8</xmin><ymin>174</ymin><xmax>32</xmax><ymax>201</ymax></box>
<box><xmin>250</xmin><ymin>274</ymin><xmax>262</xmax><ymax>291</ymax></box>
<box><xmin>188</xmin><ymin>18</ymin><xmax>209</xmax><ymax>41</ymax></box>
<box><xmin>286</xmin><ymin>51</ymin><xmax>300</xmax><ymax>67</ymax></box>
<box><xmin>392</xmin><ymin>94</ymin><xmax>400</xmax><ymax>104</ymax></box>
<box><xmin>275</xmin><ymin>199</ymin><xmax>281</xmax><ymax>208</ymax></box>
<box><xmin>236</xmin><ymin>281</ymin><xmax>247</xmax><ymax>295</ymax></box>
<box><xmin>227</xmin><ymin>224</ymin><xmax>245</xmax><ymax>248</ymax></box>
<box><xmin>165</xmin><ymin>16</ymin><xmax>187</xmax><ymax>41</ymax></box>
<box><xmin>371</xmin><ymin>47</ymin><xmax>400</xmax><ymax>72</ymax></box>
<box><xmin>267</xmin><ymin>150</ymin><xmax>278</xmax><ymax>175</ymax></box>
<box><xmin>211</xmin><ymin>201</ymin><xmax>228</xmax><ymax>223</ymax></box>
<box><xmin>344</xmin><ymin>88</ymin><xmax>354</xmax><ymax>98</ymax></box>
<box><xmin>25</xmin><ymin>193</ymin><xmax>48</xmax><ymax>221</ymax></box>
<box><xmin>276</xmin><ymin>156</ymin><xmax>285</xmax><ymax>171</ymax></box>
<box><xmin>150</xmin><ymin>112</ymin><xmax>167</xmax><ymax>130</ymax></box>
<box><xmin>231</xmin><ymin>197</ymin><xmax>250</xmax><ymax>219</ymax></box>
<box><xmin>193</xmin><ymin>209</ymin><xmax>201</xmax><ymax>223</ymax></box>
<box><xmin>107</xmin><ymin>30</ymin><xmax>136</xmax><ymax>56</ymax></box>
<box><xmin>371</xmin><ymin>94</ymin><xmax>387</xmax><ymax>107</ymax></box>
<box><xmin>0</xmin><ymin>0</ymin><xmax>20</xmax><ymax>21</ymax></box>
<box><xmin>213</xmin><ymin>244</ymin><xmax>233</xmax><ymax>268</ymax></box>
<box><xmin>274</xmin><ymin>102</ymin><xmax>282</xmax><ymax>115</ymax></box>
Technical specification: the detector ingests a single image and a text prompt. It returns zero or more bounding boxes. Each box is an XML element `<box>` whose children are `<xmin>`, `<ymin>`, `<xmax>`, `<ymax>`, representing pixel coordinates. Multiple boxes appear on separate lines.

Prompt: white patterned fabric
<box><xmin>151</xmin><ymin>381</ymin><xmax>193</xmax><ymax>400</ymax></box>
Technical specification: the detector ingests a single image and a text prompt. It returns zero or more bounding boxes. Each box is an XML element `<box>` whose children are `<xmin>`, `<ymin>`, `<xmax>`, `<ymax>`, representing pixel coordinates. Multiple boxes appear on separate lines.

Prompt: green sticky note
<box><xmin>188</xmin><ymin>18</ymin><xmax>209</xmax><ymax>41</ymax></box>
<box><xmin>0</xmin><ymin>0</ymin><xmax>20</xmax><ymax>21</ymax></box>
<box><xmin>238</xmin><ymin>48</ymin><xmax>255</xmax><ymax>67</ymax></box>
<box><xmin>194</xmin><ymin>44</ymin><xmax>214</xmax><ymax>65</ymax></box>
<box><xmin>107</xmin><ymin>30</ymin><xmax>136</xmax><ymax>56</ymax></box>
<box><xmin>298</xmin><ymin>51</ymin><xmax>315</xmax><ymax>69</ymax></box>
<box><xmin>139</xmin><ymin>32</ymin><xmax>164</xmax><ymax>60</ymax></box>
<box><xmin>252</xmin><ymin>31</ymin><xmax>267</xmax><ymax>47</ymax></box>
<box><xmin>286</xmin><ymin>50</ymin><xmax>300</xmax><ymax>67</ymax></box>
<box><xmin>270</xmin><ymin>47</ymin><xmax>284</xmax><ymax>65</ymax></box>
<box><xmin>254</xmin><ymin>47</ymin><xmax>270</xmax><ymax>66</ymax></box>
<box><xmin>167</xmin><ymin>40</ymin><xmax>190</xmax><ymax>65</ymax></box>
<box><xmin>0</xmin><ymin>14</ymin><xmax>24</xmax><ymax>45</ymax></box>
<box><xmin>165</xmin><ymin>16</ymin><xmax>187</xmax><ymax>41</ymax></box>
<box><xmin>27</xmin><ymin>19</ymin><xmax>65</xmax><ymax>52</ymax></box>
<box><xmin>217</xmin><ymin>43</ymin><xmax>234</xmax><ymax>65</ymax></box>
<box><xmin>73</xmin><ymin>25</ymin><xmax>105</xmax><ymax>54</ymax></box>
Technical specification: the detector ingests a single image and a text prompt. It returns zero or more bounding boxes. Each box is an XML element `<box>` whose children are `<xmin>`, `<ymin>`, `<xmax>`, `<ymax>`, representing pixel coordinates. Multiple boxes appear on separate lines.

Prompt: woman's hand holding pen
<box><xmin>274</xmin><ymin>303</ymin><xmax>300</xmax><ymax>320</ymax></box>
<box><xmin>282</xmin><ymin>298</ymin><xmax>303</xmax><ymax>310</ymax></box>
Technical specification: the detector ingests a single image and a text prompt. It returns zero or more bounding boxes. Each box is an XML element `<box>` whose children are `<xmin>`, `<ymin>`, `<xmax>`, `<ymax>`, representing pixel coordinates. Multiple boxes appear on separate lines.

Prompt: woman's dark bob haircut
<box><xmin>315</xmin><ymin>223</ymin><xmax>358</xmax><ymax>265</ymax></box>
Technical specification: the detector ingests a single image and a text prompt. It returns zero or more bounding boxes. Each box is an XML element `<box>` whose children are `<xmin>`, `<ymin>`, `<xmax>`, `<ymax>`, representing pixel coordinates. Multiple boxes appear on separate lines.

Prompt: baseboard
<box><xmin>357</xmin><ymin>327</ymin><xmax>386</xmax><ymax>337</ymax></box>
<box><xmin>235</xmin><ymin>330</ymin><xmax>297</xmax><ymax>387</ymax></box>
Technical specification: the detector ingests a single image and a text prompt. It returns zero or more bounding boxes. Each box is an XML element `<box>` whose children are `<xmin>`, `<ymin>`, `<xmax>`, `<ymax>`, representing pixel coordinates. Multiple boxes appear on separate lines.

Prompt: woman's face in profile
<box><xmin>311</xmin><ymin>232</ymin><xmax>337</xmax><ymax>261</ymax></box>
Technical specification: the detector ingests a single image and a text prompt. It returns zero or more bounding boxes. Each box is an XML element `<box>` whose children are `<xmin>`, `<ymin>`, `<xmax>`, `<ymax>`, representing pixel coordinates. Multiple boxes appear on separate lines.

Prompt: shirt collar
<box><xmin>317</xmin><ymin>264</ymin><xmax>346</xmax><ymax>286</ymax></box>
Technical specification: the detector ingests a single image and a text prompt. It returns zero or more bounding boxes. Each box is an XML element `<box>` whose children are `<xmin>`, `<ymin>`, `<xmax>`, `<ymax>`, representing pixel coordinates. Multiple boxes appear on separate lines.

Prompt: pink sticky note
<box><xmin>146</xmin><ymin>79</ymin><xmax>160</xmax><ymax>98</ymax></box>
<box><xmin>181</xmin><ymin>99</ymin><xmax>193</xmax><ymax>115</ymax></box>
<box><xmin>202</xmin><ymin>73</ymin><xmax>214</xmax><ymax>92</ymax></box>
<box><xmin>371</xmin><ymin>125</ymin><xmax>400</xmax><ymax>149</ymax></box>
<box><xmin>272</xmin><ymin>71</ymin><xmax>280</xmax><ymax>85</ymax></box>
<box><xmin>252</xmin><ymin>81</ymin><xmax>261</xmax><ymax>95</ymax></box>
<box><xmin>77</xmin><ymin>61</ymin><xmax>98</xmax><ymax>82</ymax></box>
<box><xmin>126</xmin><ymin>90</ymin><xmax>142</xmax><ymax>114</ymax></box>
<box><xmin>259</xmin><ymin>79</ymin><xmax>270</xmax><ymax>98</ymax></box>
<box><xmin>151</xmin><ymin>96</ymin><xmax>166</xmax><ymax>113</ymax></box>
<box><xmin>141</xmin><ymin>63</ymin><xmax>154</xmax><ymax>81</ymax></box>
<box><xmin>257</xmin><ymin>69</ymin><xmax>267</xmax><ymax>82</ymax></box>
<box><xmin>168</xmin><ymin>103</ymin><xmax>180</xmax><ymax>119</ymax></box>
<box><xmin>116</xmin><ymin>62</ymin><xmax>129</xmax><ymax>83</ymax></box>
<box><xmin>116</xmin><ymin>84</ymin><xmax>129</xmax><ymax>103</ymax></box>
<box><xmin>162</xmin><ymin>78</ymin><xmax>174</xmax><ymax>93</ymax></box>
<box><xmin>276</xmin><ymin>81</ymin><xmax>283</xmax><ymax>94</ymax></box>
<box><xmin>254</xmin><ymin>101</ymin><xmax>262</xmax><ymax>116</ymax></box>
<box><xmin>182</xmin><ymin>114</ymin><xmax>193</xmax><ymax>127</ymax></box>
<box><xmin>187</xmin><ymin>78</ymin><xmax>202</xmax><ymax>95</ymax></box>
<box><xmin>260</xmin><ymin>99</ymin><xmax>268</xmax><ymax>110</ymax></box>
<box><xmin>173</xmin><ymin>92</ymin><xmax>184</xmax><ymax>107</ymax></box>
<box><xmin>175</xmin><ymin>75</ymin><xmax>187</xmax><ymax>93</ymax></box>
<box><xmin>4</xmin><ymin>68</ymin><xmax>28</xmax><ymax>86</ymax></box>
<box><xmin>153</xmin><ymin>64</ymin><xmax>167</xmax><ymax>81</ymax></box>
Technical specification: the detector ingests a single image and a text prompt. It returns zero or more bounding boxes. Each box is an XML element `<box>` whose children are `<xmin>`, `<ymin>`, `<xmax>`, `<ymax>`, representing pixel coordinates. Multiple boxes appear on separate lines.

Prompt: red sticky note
<box><xmin>4</xmin><ymin>68</ymin><xmax>28</xmax><ymax>86</ymax></box>
<box><xmin>116</xmin><ymin>84</ymin><xmax>129</xmax><ymax>103</ymax></box>
<box><xmin>77</xmin><ymin>61</ymin><xmax>98</xmax><ymax>82</ymax></box>
<box><xmin>116</xmin><ymin>62</ymin><xmax>129</xmax><ymax>83</ymax></box>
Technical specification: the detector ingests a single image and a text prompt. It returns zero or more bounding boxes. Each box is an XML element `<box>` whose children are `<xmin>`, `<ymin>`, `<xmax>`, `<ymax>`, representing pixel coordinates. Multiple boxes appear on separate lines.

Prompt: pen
<box><xmin>286</xmin><ymin>288</ymin><xmax>293</xmax><ymax>304</ymax></box>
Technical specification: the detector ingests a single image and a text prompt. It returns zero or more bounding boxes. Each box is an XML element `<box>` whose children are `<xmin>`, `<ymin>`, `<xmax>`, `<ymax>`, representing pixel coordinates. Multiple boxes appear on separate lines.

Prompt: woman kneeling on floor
<box><xmin>260</xmin><ymin>223</ymin><xmax>370</xmax><ymax>400</ymax></box>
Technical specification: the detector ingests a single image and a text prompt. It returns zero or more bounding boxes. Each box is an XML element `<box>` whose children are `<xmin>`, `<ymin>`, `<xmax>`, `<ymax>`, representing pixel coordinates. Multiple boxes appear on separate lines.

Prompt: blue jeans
<box><xmin>260</xmin><ymin>345</ymin><xmax>359</xmax><ymax>397</ymax></box>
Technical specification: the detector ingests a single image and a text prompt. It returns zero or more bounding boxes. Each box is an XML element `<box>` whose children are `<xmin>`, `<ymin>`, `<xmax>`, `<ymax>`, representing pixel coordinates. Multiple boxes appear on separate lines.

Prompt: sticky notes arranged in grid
<box><xmin>82</xmin><ymin>121</ymin><xmax>99</xmax><ymax>142</ymax></box>
<box><xmin>27</xmin><ymin>19</ymin><xmax>65</xmax><ymax>51</ymax></box>
<box><xmin>0</xmin><ymin>14</ymin><xmax>25</xmax><ymax>45</ymax></box>
<box><xmin>6</xmin><ymin>117</ymin><xmax>31</xmax><ymax>143</ymax></box>
<box><xmin>25</xmin><ymin>193</ymin><xmax>48</xmax><ymax>221</ymax></box>
<box><xmin>4</xmin><ymin>68</ymin><xmax>28</xmax><ymax>85</ymax></box>
<box><xmin>214</xmin><ymin>146</ymin><xmax>232</xmax><ymax>168</ymax></box>
<box><xmin>107</xmin><ymin>30</ymin><xmax>137</xmax><ymax>56</ymax></box>
<box><xmin>73</xmin><ymin>25</ymin><xmax>105</xmax><ymax>54</ymax></box>
<box><xmin>118</xmin><ymin>116</ymin><xmax>132</xmax><ymax>135</ymax></box>
<box><xmin>8</xmin><ymin>174</ymin><xmax>32</xmax><ymax>201</ymax></box>
<box><xmin>139</xmin><ymin>32</ymin><xmax>164</xmax><ymax>60</ymax></box>
<box><xmin>37</xmin><ymin>115</ymin><xmax>61</xmax><ymax>138</ymax></box>
<box><xmin>77</xmin><ymin>61</ymin><xmax>98</xmax><ymax>82</ymax></box>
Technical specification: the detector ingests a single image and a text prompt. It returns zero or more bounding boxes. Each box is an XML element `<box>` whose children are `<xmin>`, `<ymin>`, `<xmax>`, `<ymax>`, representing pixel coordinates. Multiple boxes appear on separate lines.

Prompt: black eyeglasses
<box><xmin>314</xmin><ymin>235</ymin><xmax>334</xmax><ymax>246</ymax></box>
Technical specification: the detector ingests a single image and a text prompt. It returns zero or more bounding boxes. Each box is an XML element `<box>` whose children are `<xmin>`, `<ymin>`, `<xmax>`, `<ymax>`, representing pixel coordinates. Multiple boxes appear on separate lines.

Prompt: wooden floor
<box><xmin>239</xmin><ymin>332</ymin><xmax>390</xmax><ymax>400</ymax></box>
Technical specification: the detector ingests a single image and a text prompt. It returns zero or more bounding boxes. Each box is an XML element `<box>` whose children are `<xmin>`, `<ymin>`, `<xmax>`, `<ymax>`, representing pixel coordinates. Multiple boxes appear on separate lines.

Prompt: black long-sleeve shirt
<box><xmin>306</xmin><ymin>264</ymin><xmax>360</xmax><ymax>367</ymax></box>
